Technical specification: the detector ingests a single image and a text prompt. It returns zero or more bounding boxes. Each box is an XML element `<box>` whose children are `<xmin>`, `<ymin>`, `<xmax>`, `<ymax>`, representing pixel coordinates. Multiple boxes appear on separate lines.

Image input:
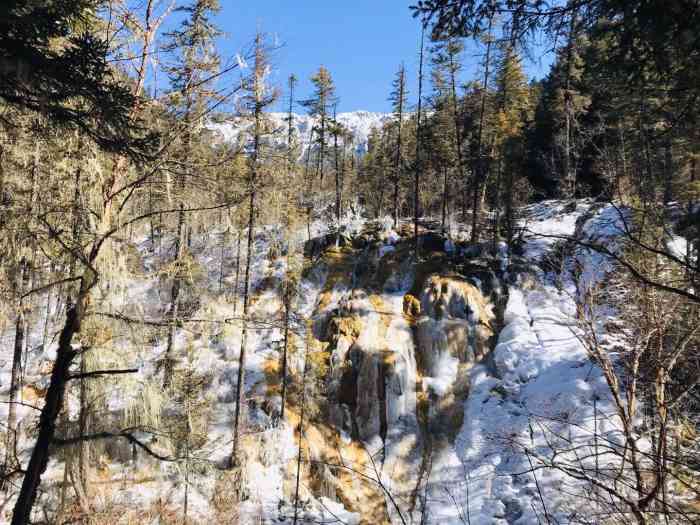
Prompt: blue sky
<box><xmin>200</xmin><ymin>1</ymin><xmax>553</xmax><ymax>113</ymax></box>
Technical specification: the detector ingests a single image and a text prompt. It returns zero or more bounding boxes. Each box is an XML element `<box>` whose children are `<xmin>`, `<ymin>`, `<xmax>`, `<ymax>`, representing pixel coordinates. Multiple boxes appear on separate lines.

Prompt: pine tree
<box><xmin>0</xmin><ymin>1</ymin><xmax>156</xmax><ymax>157</ymax></box>
<box><xmin>527</xmin><ymin>33</ymin><xmax>588</xmax><ymax>197</ymax></box>
<box><xmin>414</xmin><ymin>27</ymin><xmax>426</xmax><ymax>256</ymax></box>
<box><xmin>5</xmin><ymin>2</ymin><xmax>172</xmax><ymax>519</ymax></box>
<box><xmin>431</xmin><ymin>38</ymin><xmax>466</xmax><ymax>219</ymax></box>
<box><xmin>389</xmin><ymin>63</ymin><xmax>409</xmax><ymax>229</ymax></box>
<box><xmin>561</xmin><ymin>8</ymin><xmax>582</xmax><ymax>197</ymax></box>
<box><xmin>471</xmin><ymin>7</ymin><xmax>495</xmax><ymax>243</ymax></box>
<box><xmin>170</xmin><ymin>350</ymin><xmax>211</xmax><ymax>525</ymax></box>
<box><xmin>363</xmin><ymin>126</ymin><xmax>389</xmax><ymax>218</ymax></box>
<box><xmin>330</xmin><ymin>103</ymin><xmax>349</xmax><ymax>229</ymax></box>
<box><xmin>429</xmin><ymin>38</ymin><xmax>466</xmax><ymax>233</ymax></box>
<box><xmin>280</xmin><ymin>73</ymin><xmax>301</xmax><ymax>423</ymax></box>
<box><xmin>286</xmin><ymin>74</ymin><xmax>298</xmax><ymax>178</ymax></box>
<box><xmin>300</xmin><ymin>66</ymin><xmax>337</xmax><ymax>188</ymax></box>
<box><xmin>492</xmin><ymin>44</ymin><xmax>530</xmax><ymax>250</ymax></box>
<box><xmin>161</xmin><ymin>0</ymin><xmax>222</xmax><ymax>388</ymax></box>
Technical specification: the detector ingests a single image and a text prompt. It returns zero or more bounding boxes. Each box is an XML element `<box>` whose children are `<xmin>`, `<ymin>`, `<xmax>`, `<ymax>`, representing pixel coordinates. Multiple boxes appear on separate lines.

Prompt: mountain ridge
<box><xmin>209</xmin><ymin>110</ymin><xmax>394</xmax><ymax>154</ymax></box>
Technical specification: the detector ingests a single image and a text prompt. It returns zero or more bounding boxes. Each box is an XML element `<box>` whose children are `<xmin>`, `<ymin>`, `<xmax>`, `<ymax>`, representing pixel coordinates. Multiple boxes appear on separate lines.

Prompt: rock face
<box><xmin>416</xmin><ymin>275</ymin><xmax>494</xmax><ymax>368</ymax></box>
<box><xmin>302</xmin><ymin>229</ymin><xmax>500</xmax><ymax>522</ymax></box>
<box><xmin>233</xmin><ymin>223</ymin><xmax>507</xmax><ymax>525</ymax></box>
<box><xmin>324</xmin><ymin>236</ymin><xmax>495</xmax><ymax>434</ymax></box>
<box><xmin>325</xmin><ymin>288</ymin><xmax>417</xmax><ymax>443</ymax></box>
<box><xmin>412</xmin><ymin>274</ymin><xmax>495</xmax><ymax>440</ymax></box>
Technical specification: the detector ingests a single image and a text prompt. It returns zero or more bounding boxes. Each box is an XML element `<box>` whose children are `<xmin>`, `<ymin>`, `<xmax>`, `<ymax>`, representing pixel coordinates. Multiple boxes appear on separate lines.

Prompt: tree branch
<box><xmin>67</xmin><ymin>368</ymin><xmax>139</xmax><ymax>381</ymax></box>
<box><xmin>52</xmin><ymin>431</ymin><xmax>176</xmax><ymax>462</ymax></box>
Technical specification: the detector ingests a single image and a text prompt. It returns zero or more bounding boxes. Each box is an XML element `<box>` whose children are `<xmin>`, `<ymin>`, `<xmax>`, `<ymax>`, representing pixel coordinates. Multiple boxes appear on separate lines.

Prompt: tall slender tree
<box><xmin>230</xmin><ymin>31</ymin><xmax>278</xmax><ymax>467</ymax></box>
<box><xmin>161</xmin><ymin>0</ymin><xmax>221</xmax><ymax>388</ymax></box>
<box><xmin>492</xmin><ymin>44</ymin><xmax>530</xmax><ymax>250</ymax></box>
<box><xmin>286</xmin><ymin>74</ymin><xmax>298</xmax><ymax>178</ymax></box>
<box><xmin>300</xmin><ymin>66</ymin><xmax>337</xmax><ymax>188</ymax></box>
<box><xmin>8</xmin><ymin>2</ymin><xmax>162</xmax><ymax>519</ymax></box>
<box><xmin>280</xmin><ymin>72</ymin><xmax>298</xmax><ymax>422</ymax></box>
<box><xmin>432</xmin><ymin>38</ymin><xmax>466</xmax><ymax>218</ymax></box>
<box><xmin>414</xmin><ymin>27</ymin><xmax>426</xmax><ymax>256</ymax></box>
<box><xmin>389</xmin><ymin>63</ymin><xmax>409</xmax><ymax>229</ymax></box>
<box><xmin>470</xmin><ymin>7</ymin><xmax>495</xmax><ymax>243</ymax></box>
<box><xmin>561</xmin><ymin>8</ymin><xmax>582</xmax><ymax>198</ymax></box>
<box><xmin>329</xmin><ymin>104</ymin><xmax>350</xmax><ymax>232</ymax></box>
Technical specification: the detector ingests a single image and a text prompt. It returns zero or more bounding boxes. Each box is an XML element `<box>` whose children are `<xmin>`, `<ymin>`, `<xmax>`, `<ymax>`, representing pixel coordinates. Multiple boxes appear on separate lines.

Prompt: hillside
<box><xmin>2</xmin><ymin>199</ymin><xmax>696</xmax><ymax>524</ymax></box>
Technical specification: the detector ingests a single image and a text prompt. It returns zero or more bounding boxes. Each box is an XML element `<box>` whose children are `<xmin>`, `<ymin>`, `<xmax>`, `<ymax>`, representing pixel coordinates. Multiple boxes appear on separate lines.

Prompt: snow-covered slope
<box><xmin>421</xmin><ymin>201</ymin><xmax>630</xmax><ymax>525</ymax></box>
<box><xmin>209</xmin><ymin>110</ymin><xmax>393</xmax><ymax>154</ymax></box>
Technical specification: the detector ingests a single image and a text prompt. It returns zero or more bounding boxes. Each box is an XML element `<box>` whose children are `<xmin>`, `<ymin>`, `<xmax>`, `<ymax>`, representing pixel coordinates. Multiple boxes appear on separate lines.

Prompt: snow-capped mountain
<box><xmin>209</xmin><ymin>110</ymin><xmax>393</xmax><ymax>154</ymax></box>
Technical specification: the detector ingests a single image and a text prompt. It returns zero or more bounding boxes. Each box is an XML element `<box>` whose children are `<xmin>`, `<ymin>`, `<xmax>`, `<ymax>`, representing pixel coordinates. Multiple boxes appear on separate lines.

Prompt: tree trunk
<box><xmin>12</xmin><ymin>301</ymin><xmax>83</xmax><ymax>525</ymax></box>
<box><xmin>42</xmin><ymin>275</ymin><xmax>53</xmax><ymax>349</ymax></box>
<box><xmin>218</xmin><ymin>227</ymin><xmax>227</xmax><ymax>293</ymax></box>
<box><xmin>0</xmin><ymin>143</ymin><xmax>4</xmax><ymax>201</ymax></box>
<box><xmin>233</xmin><ymin>228</ymin><xmax>241</xmax><ymax>312</ymax></box>
<box><xmin>163</xmin><ymin>123</ymin><xmax>189</xmax><ymax>389</ymax></box>
<box><xmin>504</xmin><ymin>161</ymin><xmax>515</xmax><ymax>254</ymax></box>
<box><xmin>287</xmin><ymin>75</ymin><xmax>296</xmax><ymax>177</ymax></box>
<box><xmin>319</xmin><ymin>114</ymin><xmax>326</xmax><ymax>186</ymax></box>
<box><xmin>231</xmin><ymin>37</ymin><xmax>266</xmax><ymax>463</ymax></box>
<box><xmin>304</xmin><ymin>128</ymin><xmax>315</xmax><ymax>241</ymax></box>
<box><xmin>688</xmin><ymin>156</ymin><xmax>697</xmax><ymax>281</ymax></box>
<box><xmin>563</xmin><ymin>8</ymin><xmax>579</xmax><ymax>198</ymax></box>
<box><xmin>292</xmin><ymin>328</ymin><xmax>310</xmax><ymax>525</ymax></box>
<box><xmin>280</xmin><ymin>292</ymin><xmax>291</xmax><ymax>422</ymax></box>
<box><xmin>663</xmin><ymin>141</ymin><xmax>673</xmax><ymax>205</ymax></box>
<box><xmin>76</xmin><ymin>353</ymin><xmax>90</xmax><ymax>502</ymax></box>
<box><xmin>377</xmin><ymin>143</ymin><xmax>386</xmax><ymax>219</ymax></box>
<box><xmin>149</xmin><ymin>182</ymin><xmax>156</xmax><ymax>251</ymax></box>
<box><xmin>280</xmin><ymin>74</ymin><xmax>297</xmax><ymax>425</ymax></box>
<box><xmin>4</xmin><ymin>267</ymin><xmax>27</xmax><ymax>473</ymax></box>
<box><xmin>447</xmin><ymin>52</ymin><xmax>465</xmax><ymax>226</ymax></box>
<box><xmin>618</xmin><ymin>123</ymin><xmax>629</xmax><ymax>196</ymax></box>
<box><xmin>441</xmin><ymin>165</ymin><xmax>449</xmax><ymax>234</ymax></box>
<box><xmin>333</xmin><ymin>106</ymin><xmax>341</xmax><ymax>231</ymax></box>
<box><xmin>163</xmin><ymin>264</ymin><xmax>183</xmax><ymax>388</ymax></box>
<box><xmin>230</xmin><ymin>185</ymin><xmax>255</xmax><ymax>466</ymax></box>
<box><xmin>492</xmin><ymin>155</ymin><xmax>503</xmax><ymax>253</ymax></box>
<box><xmin>339</xmin><ymin>135</ymin><xmax>346</xmax><ymax>220</ymax></box>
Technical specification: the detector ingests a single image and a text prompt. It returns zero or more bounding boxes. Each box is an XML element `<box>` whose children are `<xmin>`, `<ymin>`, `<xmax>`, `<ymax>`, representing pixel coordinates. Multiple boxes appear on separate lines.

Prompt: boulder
<box><xmin>418</xmin><ymin>232</ymin><xmax>446</xmax><ymax>253</ymax></box>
